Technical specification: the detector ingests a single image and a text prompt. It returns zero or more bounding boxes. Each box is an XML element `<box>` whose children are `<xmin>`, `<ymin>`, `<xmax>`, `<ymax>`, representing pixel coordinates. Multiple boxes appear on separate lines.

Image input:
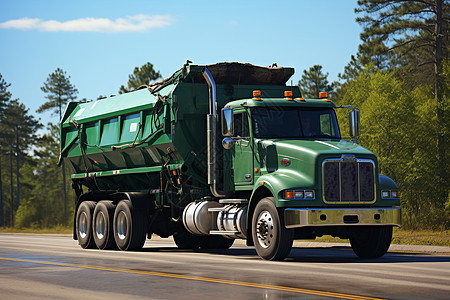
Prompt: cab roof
<box><xmin>225</xmin><ymin>98</ymin><xmax>336</xmax><ymax>109</ymax></box>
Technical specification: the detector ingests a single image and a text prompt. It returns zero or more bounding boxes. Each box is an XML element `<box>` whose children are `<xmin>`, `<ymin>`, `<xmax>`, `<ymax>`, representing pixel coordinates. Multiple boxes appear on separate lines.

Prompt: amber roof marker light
<box><xmin>284</xmin><ymin>90</ymin><xmax>293</xmax><ymax>101</ymax></box>
<box><xmin>319</xmin><ymin>91</ymin><xmax>331</xmax><ymax>102</ymax></box>
<box><xmin>253</xmin><ymin>90</ymin><xmax>262</xmax><ymax>101</ymax></box>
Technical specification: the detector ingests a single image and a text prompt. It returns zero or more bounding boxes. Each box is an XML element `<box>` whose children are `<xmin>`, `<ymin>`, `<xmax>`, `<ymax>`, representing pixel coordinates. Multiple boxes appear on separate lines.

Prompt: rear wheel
<box><xmin>113</xmin><ymin>200</ymin><xmax>147</xmax><ymax>251</ymax></box>
<box><xmin>93</xmin><ymin>201</ymin><xmax>116</xmax><ymax>250</ymax></box>
<box><xmin>252</xmin><ymin>197</ymin><xmax>293</xmax><ymax>261</ymax></box>
<box><xmin>76</xmin><ymin>201</ymin><xmax>96</xmax><ymax>249</ymax></box>
<box><xmin>350</xmin><ymin>226</ymin><xmax>393</xmax><ymax>258</ymax></box>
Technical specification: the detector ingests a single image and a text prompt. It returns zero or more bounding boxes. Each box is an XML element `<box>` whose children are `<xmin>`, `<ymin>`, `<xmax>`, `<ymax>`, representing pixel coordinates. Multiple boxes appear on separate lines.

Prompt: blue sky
<box><xmin>0</xmin><ymin>0</ymin><xmax>362</xmax><ymax>126</ymax></box>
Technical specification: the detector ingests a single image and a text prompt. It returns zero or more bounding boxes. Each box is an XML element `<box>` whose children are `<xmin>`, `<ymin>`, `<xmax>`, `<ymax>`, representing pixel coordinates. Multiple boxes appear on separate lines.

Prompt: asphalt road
<box><xmin>0</xmin><ymin>234</ymin><xmax>449</xmax><ymax>300</ymax></box>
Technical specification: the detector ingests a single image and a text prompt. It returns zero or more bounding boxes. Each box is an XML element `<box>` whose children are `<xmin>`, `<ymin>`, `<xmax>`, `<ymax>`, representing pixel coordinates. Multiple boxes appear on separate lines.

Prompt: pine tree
<box><xmin>356</xmin><ymin>0</ymin><xmax>449</xmax><ymax>73</ymax></box>
<box><xmin>38</xmin><ymin>68</ymin><xmax>78</xmax><ymax>225</ymax></box>
<box><xmin>38</xmin><ymin>68</ymin><xmax>79</xmax><ymax>119</ymax></box>
<box><xmin>2</xmin><ymin>100</ymin><xmax>41</xmax><ymax>226</ymax></box>
<box><xmin>0</xmin><ymin>73</ymin><xmax>12</xmax><ymax>226</ymax></box>
<box><xmin>298</xmin><ymin>65</ymin><xmax>334</xmax><ymax>99</ymax></box>
<box><xmin>15</xmin><ymin>123</ymin><xmax>69</xmax><ymax>228</ymax></box>
<box><xmin>119</xmin><ymin>62</ymin><xmax>162</xmax><ymax>94</ymax></box>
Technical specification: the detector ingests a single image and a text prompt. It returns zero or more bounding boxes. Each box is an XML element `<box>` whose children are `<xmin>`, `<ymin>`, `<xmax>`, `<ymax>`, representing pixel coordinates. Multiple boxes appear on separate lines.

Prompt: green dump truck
<box><xmin>60</xmin><ymin>62</ymin><xmax>401</xmax><ymax>260</ymax></box>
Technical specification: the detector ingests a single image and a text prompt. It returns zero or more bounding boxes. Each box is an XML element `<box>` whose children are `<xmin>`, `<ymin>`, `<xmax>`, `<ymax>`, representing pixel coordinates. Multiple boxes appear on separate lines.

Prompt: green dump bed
<box><xmin>60</xmin><ymin>62</ymin><xmax>296</xmax><ymax>194</ymax></box>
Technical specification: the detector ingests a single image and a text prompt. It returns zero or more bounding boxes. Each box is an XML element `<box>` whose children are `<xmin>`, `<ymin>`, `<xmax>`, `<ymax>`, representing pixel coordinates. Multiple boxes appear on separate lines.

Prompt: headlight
<box><xmin>305</xmin><ymin>191</ymin><xmax>315</xmax><ymax>199</ymax></box>
<box><xmin>284</xmin><ymin>190</ymin><xmax>315</xmax><ymax>200</ymax></box>
<box><xmin>381</xmin><ymin>190</ymin><xmax>399</xmax><ymax>199</ymax></box>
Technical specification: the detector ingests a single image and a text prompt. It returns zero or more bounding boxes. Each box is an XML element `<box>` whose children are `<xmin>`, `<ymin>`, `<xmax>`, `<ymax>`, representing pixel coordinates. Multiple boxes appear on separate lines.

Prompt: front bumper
<box><xmin>284</xmin><ymin>207</ymin><xmax>401</xmax><ymax>229</ymax></box>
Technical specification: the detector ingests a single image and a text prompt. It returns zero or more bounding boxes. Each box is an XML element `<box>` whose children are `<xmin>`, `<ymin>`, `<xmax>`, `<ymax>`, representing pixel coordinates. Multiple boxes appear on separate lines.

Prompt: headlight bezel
<box><xmin>381</xmin><ymin>189</ymin><xmax>400</xmax><ymax>199</ymax></box>
<box><xmin>284</xmin><ymin>189</ymin><xmax>315</xmax><ymax>200</ymax></box>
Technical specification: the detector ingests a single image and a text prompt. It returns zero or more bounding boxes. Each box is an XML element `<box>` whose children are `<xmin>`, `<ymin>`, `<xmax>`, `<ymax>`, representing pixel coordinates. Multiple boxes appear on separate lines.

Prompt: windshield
<box><xmin>252</xmin><ymin>107</ymin><xmax>341</xmax><ymax>139</ymax></box>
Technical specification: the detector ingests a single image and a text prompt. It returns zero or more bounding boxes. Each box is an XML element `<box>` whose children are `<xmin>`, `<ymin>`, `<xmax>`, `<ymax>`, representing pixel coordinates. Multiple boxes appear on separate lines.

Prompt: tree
<box><xmin>356</xmin><ymin>0</ymin><xmax>450</xmax><ymax>205</ymax></box>
<box><xmin>356</xmin><ymin>0</ymin><xmax>449</xmax><ymax>72</ymax></box>
<box><xmin>119</xmin><ymin>62</ymin><xmax>162</xmax><ymax>94</ymax></box>
<box><xmin>355</xmin><ymin>0</ymin><xmax>449</xmax><ymax>200</ymax></box>
<box><xmin>38</xmin><ymin>68</ymin><xmax>78</xmax><ymax>225</ymax></box>
<box><xmin>0</xmin><ymin>73</ymin><xmax>12</xmax><ymax>226</ymax></box>
<box><xmin>15</xmin><ymin>123</ymin><xmax>72</xmax><ymax>228</ymax></box>
<box><xmin>335</xmin><ymin>65</ymin><xmax>449</xmax><ymax>229</ymax></box>
<box><xmin>2</xmin><ymin>100</ymin><xmax>41</xmax><ymax>227</ymax></box>
<box><xmin>298</xmin><ymin>65</ymin><xmax>334</xmax><ymax>99</ymax></box>
<box><xmin>38</xmin><ymin>68</ymin><xmax>78</xmax><ymax>119</ymax></box>
<box><xmin>0</xmin><ymin>74</ymin><xmax>11</xmax><ymax>115</ymax></box>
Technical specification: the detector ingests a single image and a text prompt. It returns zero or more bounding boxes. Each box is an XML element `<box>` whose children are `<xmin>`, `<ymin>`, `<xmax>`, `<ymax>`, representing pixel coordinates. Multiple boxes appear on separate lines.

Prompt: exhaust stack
<box><xmin>202</xmin><ymin>68</ymin><xmax>226</xmax><ymax>198</ymax></box>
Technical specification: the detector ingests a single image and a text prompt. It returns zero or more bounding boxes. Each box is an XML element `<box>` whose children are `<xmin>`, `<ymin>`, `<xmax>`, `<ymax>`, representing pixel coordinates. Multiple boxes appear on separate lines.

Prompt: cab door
<box><xmin>232</xmin><ymin>110</ymin><xmax>254</xmax><ymax>186</ymax></box>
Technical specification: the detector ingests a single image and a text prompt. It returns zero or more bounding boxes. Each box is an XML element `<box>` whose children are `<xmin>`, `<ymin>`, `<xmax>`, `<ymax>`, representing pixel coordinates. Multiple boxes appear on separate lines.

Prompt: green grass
<box><xmin>301</xmin><ymin>228</ymin><xmax>450</xmax><ymax>247</ymax></box>
<box><xmin>0</xmin><ymin>226</ymin><xmax>72</xmax><ymax>234</ymax></box>
<box><xmin>391</xmin><ymin>228</ymin><xmax>450</xmax><ymax>246</ymax></box>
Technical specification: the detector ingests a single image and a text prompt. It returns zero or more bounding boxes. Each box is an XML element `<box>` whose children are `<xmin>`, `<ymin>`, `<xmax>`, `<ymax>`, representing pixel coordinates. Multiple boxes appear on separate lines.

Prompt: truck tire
<box><xmin>252</xmin><ymin>197</ymin><xmax>293</xmax><ymax>260</ymax></box>
<box><xmin>76</xmin><ymin>201</ymin><xmax>96</xmax><ymax>249</ymax></box>
<box><xmin>93</xmin><ymin>201</ymin><xmax>116</xmax><ymax>250</ymax></box>
<box><xmin>113</xmin><ymin>200</ymin><xmax>147</xmax><ymax>251</ymax></box>
<box><xmin>350</xmin><ymin>226</ymin><xmax>392</xmax><ymax>258</ymax></box>
<box><xmin>200</xmin><ymin>236</ymin><xmax>235</xmax><ymax>250</ymax></box>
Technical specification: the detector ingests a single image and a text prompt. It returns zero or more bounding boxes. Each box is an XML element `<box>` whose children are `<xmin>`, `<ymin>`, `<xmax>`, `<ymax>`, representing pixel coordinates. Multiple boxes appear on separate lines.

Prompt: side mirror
<box><xmin>222</xmin><ymin>137</ymin><xmax>235</xmax><ymax>150</ymax></box>
<box><xmin>221</xmin><ymin>108</ymin><xmax>234</xmax><ymax>137</ymax></box>
<box><xmin>349</xmin><ymin>109</ymin><xmax>360</xmax><ymax>141</ymax></box>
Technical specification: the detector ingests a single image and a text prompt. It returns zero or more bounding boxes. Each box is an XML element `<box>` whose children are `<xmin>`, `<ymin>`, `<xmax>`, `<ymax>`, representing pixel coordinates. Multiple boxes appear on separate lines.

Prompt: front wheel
<box><xmin>350</xmin><ymin>226</ymin><xmax>393</xmax><ymax>258</ymax></box>
<box><xmin>252</xmin><ymin>197</ymin><xmax>293</xmax><ymax>261</ymax></box>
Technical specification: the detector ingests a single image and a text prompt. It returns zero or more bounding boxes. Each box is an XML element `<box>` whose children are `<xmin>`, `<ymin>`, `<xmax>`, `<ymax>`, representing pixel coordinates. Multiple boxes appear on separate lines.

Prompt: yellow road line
<box><xmin>0</xmin><ymin>257</ymin><xmax>386</xmax><ymax>300</ymax></box>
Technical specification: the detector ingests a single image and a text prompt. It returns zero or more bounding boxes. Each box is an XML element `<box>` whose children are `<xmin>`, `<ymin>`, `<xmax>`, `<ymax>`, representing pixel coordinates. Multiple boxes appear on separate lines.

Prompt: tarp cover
<box><xmin>192</xmin><ymin>62</ymin><xmax>294</xmax><ymax>85</ymax></box>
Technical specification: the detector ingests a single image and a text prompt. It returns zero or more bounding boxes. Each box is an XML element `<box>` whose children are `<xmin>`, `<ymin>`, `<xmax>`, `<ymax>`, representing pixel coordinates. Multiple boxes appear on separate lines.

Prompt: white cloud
<box><xmin>0</xmin><ymin>15</ymin><xmax>173</xmax><ymax>33</ymax></box>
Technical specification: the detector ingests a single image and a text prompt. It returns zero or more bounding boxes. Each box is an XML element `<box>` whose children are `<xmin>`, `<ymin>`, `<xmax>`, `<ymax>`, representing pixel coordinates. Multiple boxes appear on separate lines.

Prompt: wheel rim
<box><xmin>78</xmin><ymin>211</ymin><xmax>88</xmax><ymax>239</ymax></box>
<box><xmin>256</xmin><ymin>210</ymin><xmax>274</xmax><ymax>249</ymax></box>
<box><xmin>95</xmin><ymin>211</ymin><xmax>106</xmax><ymax>240</ymax></box>
<box><xmin>116</xmin><ymin>210</ymin><xmax>128</xmax><ymax>240</ymax></box>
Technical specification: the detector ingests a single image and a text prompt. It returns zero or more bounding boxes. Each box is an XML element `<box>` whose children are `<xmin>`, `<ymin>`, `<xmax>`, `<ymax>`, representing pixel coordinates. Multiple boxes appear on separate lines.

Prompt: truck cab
<box><xmin>211</xmin><ymin>90</ymin><xmax>401</xmax><ymax>260</ymax></box>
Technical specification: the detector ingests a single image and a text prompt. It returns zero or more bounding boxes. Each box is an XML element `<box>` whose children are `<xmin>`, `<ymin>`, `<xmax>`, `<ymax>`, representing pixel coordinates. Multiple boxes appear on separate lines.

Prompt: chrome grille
<box><xmin>323</xmin><ymin>156</ymin><xmax>375</xmax><ymax>202</ymax></box>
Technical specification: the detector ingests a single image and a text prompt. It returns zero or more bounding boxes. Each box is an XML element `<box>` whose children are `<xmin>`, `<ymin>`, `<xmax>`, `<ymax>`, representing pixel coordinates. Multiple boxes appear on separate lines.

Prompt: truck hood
<box><xmin>255</xmin><ymin>139</ymin><xmax>377</xmax><ymax>190</ymax></box>
<box><xmin>257</xmin><ymin>139</ymin><xmax>375</xmax><ymax>162</ymax></box>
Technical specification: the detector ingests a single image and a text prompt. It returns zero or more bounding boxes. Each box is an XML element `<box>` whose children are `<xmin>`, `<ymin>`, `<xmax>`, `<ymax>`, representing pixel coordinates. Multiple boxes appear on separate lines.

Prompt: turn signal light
<box><xmin>285</xmin><ymin>191</ymin><xmax>295</xmax><ymax>199</ymax></box>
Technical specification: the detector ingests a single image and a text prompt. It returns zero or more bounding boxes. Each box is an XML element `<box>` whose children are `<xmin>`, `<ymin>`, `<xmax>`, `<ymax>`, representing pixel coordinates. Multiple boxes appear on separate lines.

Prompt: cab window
<box><xmin>233</xmin><ymin>112</ymin><xmax>249</xmax><ymax>137</ymax></box>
